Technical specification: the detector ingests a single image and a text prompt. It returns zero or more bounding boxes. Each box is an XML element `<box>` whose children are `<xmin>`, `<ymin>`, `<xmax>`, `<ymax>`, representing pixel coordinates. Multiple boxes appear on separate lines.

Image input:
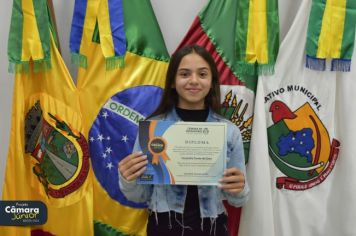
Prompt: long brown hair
<box><xmin>149</xmin><ymin>45</ymin><xmax>221</xmax><ymax>117</ymax></box>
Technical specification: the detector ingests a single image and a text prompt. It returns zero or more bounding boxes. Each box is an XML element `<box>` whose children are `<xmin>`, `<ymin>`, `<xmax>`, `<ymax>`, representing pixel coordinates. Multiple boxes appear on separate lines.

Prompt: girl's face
<box><xmin>174</xmin><ymin>52</ymin><xmax>212</xmax><ymax>110</ymax></box>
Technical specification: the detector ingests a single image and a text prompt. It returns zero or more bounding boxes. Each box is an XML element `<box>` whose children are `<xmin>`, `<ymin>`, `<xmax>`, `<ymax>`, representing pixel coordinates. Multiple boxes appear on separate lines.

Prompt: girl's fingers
<box><xmin>220</xmin><ymin>182</ymin><xmax>245</xmax><ymax>190</ymax></box>
<box><xmin>224</xmin><ymin>167</ymin><xmax>243</xmax><ymax>176</ymax></box>
<box><xmin>126</xmin><ymin>166</ymin><xmax>147</xmax><ymax>182</ymax></box>
<box><xmin>219</xmin><ymin>181</ymin><xmax>245</xmax><ymax>194</ymax></box>
<box><xmin>119</xmin><ymin>152</ymin><xmax>146</xmax><ymax>170</ymax></box>
<box><xmin>121</xmin><ymin>154</ymin><xmax>147</xmax><ymax>171</ymax></box>
<box><xmin>220</xmin><ymin>175</ymin><xmax>244</xmax><ymax>184</ymax></box>
<box><xmin>219</xmin><ymin>167</ymin><xmax>245</xmax><ymax>194</ymax></box>
<box><xmin>122</xmin><ymin>159</ymin><xmax>148</xmax><ymax>178</ymax></box>
<box><xmin>118</xmin><ymin>152</ymin><xmax>148</xmax><ymax>181</ymax></box>
<box><xmin>221</xmin><ymin>186</ymin><xmax>245</xmax><ymax>194</ymax></box>
<box><xmin>119</xmin><ymin>151</ymin><xmax>144</xmax><ymax>166</ymax></box>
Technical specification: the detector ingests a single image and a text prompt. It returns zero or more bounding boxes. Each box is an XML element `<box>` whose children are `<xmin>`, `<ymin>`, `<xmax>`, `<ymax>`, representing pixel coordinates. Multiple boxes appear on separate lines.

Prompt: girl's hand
<box><xmin>219</xmin><ymin>167</ymin><xmax>245</xmax><ymax>195</ymax></box>
<box><xmin>118</xmin><ymin>152</ymin><xmax>148</xmax><ymax>181</ymax></box>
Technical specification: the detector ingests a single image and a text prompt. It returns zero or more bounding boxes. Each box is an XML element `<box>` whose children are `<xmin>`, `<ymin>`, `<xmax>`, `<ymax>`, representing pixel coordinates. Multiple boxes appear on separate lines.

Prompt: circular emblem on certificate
<box><xmin>148</xmin><ymin>137</ymin><xmax>166</xmax><ymax>155</ymax></box>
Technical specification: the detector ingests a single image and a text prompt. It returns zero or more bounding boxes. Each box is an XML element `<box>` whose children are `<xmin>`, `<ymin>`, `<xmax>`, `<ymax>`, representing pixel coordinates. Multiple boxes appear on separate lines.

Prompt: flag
<box><xmin>236</xmin><ymin>0</ymin><xmax>279</xmax><ymax>76</ymax></box>
<box><xmin>7</xmin><ymin>0</ymin><xmax>53</xmax><ymax>73</ymax></box>
<box><xmin>176</xmin><ymin>0</ymin><xmax>259</xmax><ymax>235</ymax></box>
<box><xmin>239</xmin><ymin>0</ymin><xmax>356</xmax><ymax>235</ymax></box>
<box><xmin>72</xmin><ymin>0</ymin><xmax>170</xmax><ymax>235</ymax></box>
<box><xmin>2</xmin><ymin>1</ymin><xmax>93</xmax><ymax>235</ymax></box>
<box><xmin>69</xmin><ymin>0</ymin><xmax>126</xmax><ymax>70</ymax></box>
<box><xmin>306</xmin><ymin>0</ymin><xmax>356</xmax><ymax>72</ymax></box>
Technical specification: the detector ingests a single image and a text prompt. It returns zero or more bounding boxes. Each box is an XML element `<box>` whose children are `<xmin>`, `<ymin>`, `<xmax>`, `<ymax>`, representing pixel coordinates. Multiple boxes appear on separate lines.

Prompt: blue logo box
<box><xmin>0</xmin><ymin>201</ymin><xmax>47</xmax><ymax>226</ymax></box>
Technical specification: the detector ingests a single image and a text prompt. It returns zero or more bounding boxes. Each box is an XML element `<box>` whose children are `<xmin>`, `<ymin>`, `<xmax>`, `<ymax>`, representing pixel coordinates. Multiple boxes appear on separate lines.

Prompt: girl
<box><xmin>119</xmin><ymin>45</ymin><xmax>249</xmax><ymax>236</ymax></box>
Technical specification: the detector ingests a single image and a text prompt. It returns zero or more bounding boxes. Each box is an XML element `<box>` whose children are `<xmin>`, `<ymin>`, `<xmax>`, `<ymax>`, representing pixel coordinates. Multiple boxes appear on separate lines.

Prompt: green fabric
<box><xmin>7</xmin><ymin>0</ymin><xmax>55</xmax><ymax>74</ymax></box>
<box><xmin>33</xmin><ymin>59</ymin><xmax>52</xmax><ymax>73</ymax></box>
<box><xmin>92</xmin><ymin>0</ymin><xmax>170</xmax><ymax>62</ymax></box>
<box><xmin>33</xmin><ymin>0</ymin><xmax>51</xmax><ymax>63</ymax></box>
<box><xmin>105</xmin><ymin>56</ymin><xmax>125</xmax><ymax>70</ymax></box>
<box><xmin>266</xmin><ymin>0</ymin><xmax>280</xmax><ymax>66</ymax></box>
<box><xmin>257</xmin><ymin>63</ymin><xmax>275</xmax><ymax>76</ymax></box>
<box><xmin>235</xmin><ymin>0</ymin><xmax>251</xmax><ymax>67</ymax></box>
<box><xmin>340</xmin><ymin>0</ymin><xmax>356</xmax><ymax>59</ymax></box>
<box><xmin>198</xmin><ymin>0</ymin><xmax>258</xmax><ymax>90</ymax></box>
<box><xmin>236</xmin><ymin>0</ymin><xmax>279</xmax><ymax>76</ymax></box>
<box><xmin>306</xmin><ymin>0</ymin><xmax>356</xmax><ymax>71</ymax></box>
<box><xmin>7</xmin><ymin>0</ymin><xmax>23</xmax><ymax>65</ymax></box>
<box><xmin>199</xmin><ymin>0</ymin><xmax>278</xmax><ymax>77</ymax></box>
<box><xmin>199</xmin><ymin>0</ymin><xmax>242</xmax><ymax>79</ymax></box>
<box><xmin>47</xmin><ymin>4</ymin><xmax>59</xmax><ymax>49</ymax></box>
<box><xmin>8</xmin><ymin>62</ymin><xmax>29</xmax><ymax>74</ymax></box>
<box><xmin>122</xmin><ymin>0</ymin><xmax>169</xmax><ymax>62</ymax></box>
<box><xmin>306</xmin><ymin>0</ymin><xmax>326</xmax><ymax>57</ymax></box>
<box><xmin>94</xmin><ymin>221</ymin><xmax>135</xmax><ymax>236</ymax></box>
<box><xmin>71</xmin><ymin>53</ymin><xmax>88</xmax><ymax>68</ymax></box>
<box><xmin>92</xmin><ymin>20</ymin><xmax>101</xmax><ymax>44</ymax></box>
<box><xmin>240</xmin><ymin>75</ymin><xmax>258</xmax><ymax>93</ymax></box>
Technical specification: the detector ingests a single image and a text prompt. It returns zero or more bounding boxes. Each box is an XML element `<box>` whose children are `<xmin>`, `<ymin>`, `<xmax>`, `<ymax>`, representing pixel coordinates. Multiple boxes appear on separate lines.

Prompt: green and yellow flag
<box><xmin>236</xmin><ymin>0</ymin><xmax>280</xmax><ymax>76</ymax></box>
<box><xmin>72</xmin><ymin>0</ymin><xmax>169</xmax><ymax>235</ymax></box>
<box><xmin>7</xmin><ymin>0</ymin><xmax>55</xmax><ymax>73</ymax></box>
<box><xmin>306</xmin><ymin>0</ymin><xmax>356</xmax><ymax>71</ymax></box>
<box><xmin>2</xmin><ymin>1</ymin><xmax>93</xmax><ymax>235</ymax></box>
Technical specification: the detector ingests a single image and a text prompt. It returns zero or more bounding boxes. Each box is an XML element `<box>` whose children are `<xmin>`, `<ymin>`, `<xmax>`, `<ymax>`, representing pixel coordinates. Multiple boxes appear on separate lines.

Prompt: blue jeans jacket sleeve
<box><xmin>221</xmin><ymin>122</ymin><xmax>250</xmax><ymax>207</ymax></box>
<box><xmin>119</xmin><ymin>138</ymin><xmax>153</xmax><ymax>203</ymax></box>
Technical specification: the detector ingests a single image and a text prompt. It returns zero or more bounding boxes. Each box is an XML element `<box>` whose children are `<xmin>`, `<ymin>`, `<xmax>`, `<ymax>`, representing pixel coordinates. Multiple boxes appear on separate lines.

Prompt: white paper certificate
<box><xmin>137</xmin><ymin>121</ymin><xmax>227</xmax><ymax>185</ymax></box>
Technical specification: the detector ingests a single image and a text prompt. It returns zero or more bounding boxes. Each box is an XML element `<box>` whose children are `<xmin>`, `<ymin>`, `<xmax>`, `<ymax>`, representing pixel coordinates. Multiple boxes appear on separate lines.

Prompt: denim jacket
<box><xmin>119</xmin><ymin>108</ymin><xmax>249</xmax><ymax>218</ymax></box>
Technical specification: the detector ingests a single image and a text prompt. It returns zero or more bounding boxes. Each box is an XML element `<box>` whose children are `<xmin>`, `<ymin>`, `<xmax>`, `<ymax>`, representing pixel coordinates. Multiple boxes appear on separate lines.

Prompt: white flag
<box><xmin>239</xmin><ymin>0</ymin><xmax>356</xmax><ymax>235</ymax></box>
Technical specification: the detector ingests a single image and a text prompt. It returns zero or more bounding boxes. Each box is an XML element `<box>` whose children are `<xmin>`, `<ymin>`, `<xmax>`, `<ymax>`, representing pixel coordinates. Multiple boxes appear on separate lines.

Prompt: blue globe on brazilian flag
<box><xmin>89</xmin><ymin>86</ymin><xmax>163</xmax><ymax>208</ymax></box>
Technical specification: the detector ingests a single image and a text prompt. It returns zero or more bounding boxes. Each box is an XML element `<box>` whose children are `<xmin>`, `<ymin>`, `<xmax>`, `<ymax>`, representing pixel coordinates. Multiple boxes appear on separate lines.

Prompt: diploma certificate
<box><xmin>137</xmin><ymin>121</ymin><xmax>227</xmax><ymax>185</ymax></box>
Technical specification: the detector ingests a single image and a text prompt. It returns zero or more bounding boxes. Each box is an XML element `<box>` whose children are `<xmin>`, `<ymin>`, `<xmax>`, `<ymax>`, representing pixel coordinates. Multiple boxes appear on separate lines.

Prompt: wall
<box><xmin>0</xmin><ymin>0</ymin><xmax>301</xmax><ymax>196</ymax></box>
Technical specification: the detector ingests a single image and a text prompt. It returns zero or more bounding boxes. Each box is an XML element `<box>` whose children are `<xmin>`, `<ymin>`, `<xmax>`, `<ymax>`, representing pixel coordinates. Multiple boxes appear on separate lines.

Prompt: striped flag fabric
<box><xmin>70</xmin><ymin>0</ymin><xmax>127</xmax><ymax>70</ymax></box>
<box><xmin>306</xmin><ymin>0</ymin><xmax>356</xmax><ymax>72</ymax></box>
<box><xmin>236</xmin><ymin>0</ymin><xmax>280</xmax><ymax>76</ymax></box>
<box><xmin>176</xmin><ymin>0</ymin><xmax>259</xmax><ymax>235</ymax></box>
<box><xmin>7</xmin><ymin>0</ymin><xmax>54</xmax><ymax>73</ymax></box>
<box><xmin>73</xmin><ymin>0</ymin><xmax>170</xmax><ymax>235</ymax></box>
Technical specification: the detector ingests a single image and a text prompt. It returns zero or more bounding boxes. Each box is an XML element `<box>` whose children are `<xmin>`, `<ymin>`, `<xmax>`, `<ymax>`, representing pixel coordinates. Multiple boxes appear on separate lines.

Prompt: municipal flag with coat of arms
<box><xmin>238</xmin><ymin>0</ymin><xmax>356</xmax><ymax>235</ymax></box>
<box><xmin>2</xmin><ymin>0</ymin><xmax>93</xmax><ymax>235</ymax></box>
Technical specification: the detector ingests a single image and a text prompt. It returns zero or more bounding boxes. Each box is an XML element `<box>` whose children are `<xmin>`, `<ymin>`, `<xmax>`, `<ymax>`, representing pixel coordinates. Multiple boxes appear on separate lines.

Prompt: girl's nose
<box><xmin>189</xmin><ymin>73</ymin><xmax>199</xmax><ymax>84</ymax></box>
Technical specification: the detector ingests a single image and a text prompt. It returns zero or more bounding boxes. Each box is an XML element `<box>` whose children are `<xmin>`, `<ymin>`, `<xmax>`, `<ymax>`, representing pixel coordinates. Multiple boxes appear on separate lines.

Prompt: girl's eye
<box><xmin>199</xmin><ymin>70</ymin><xmax>209</xmax><ymax>78</ymax></box>
<box><xmin>179</xmin><ymin>71</ymin><xmax>190</xmax><ymax>77</ymax></box>
<box><xmin>200</xmin><ymin>72</ymin><xmax>208</xmax><ymax>78</ymax></box>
